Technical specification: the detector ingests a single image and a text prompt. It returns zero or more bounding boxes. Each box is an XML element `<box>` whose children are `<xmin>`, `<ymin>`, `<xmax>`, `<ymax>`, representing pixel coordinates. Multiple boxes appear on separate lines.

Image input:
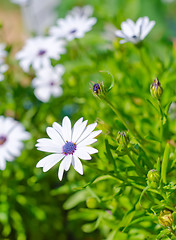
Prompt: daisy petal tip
<box><xmin>36</xmin><ymin>163</ymin><xmax>42</xmax><ymax>168</ymax></box>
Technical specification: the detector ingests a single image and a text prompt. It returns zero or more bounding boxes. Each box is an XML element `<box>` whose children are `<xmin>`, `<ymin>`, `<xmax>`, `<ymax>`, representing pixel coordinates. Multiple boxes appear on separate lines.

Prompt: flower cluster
<box><xmin>16</xmin><ymin>6</ymin><xmax>97</xmax><ymax>102</ymax></box>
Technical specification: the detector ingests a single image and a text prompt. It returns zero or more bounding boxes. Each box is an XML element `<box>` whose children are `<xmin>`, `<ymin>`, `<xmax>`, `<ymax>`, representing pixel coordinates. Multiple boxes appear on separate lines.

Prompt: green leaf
<box><xmin>99</xmin><ymin>70</ymin><xmax>114</xmax><ymax>92</ymax></box>
<box><xmin>82</xmin><ymin>216</ymin><xmax>102</xmax><ymax>233</ymax></box>
<box><xmin>156</xmin><ymin>229</ymin><xmax>171</xmax><ymax>240</ymax></box>
<box><xmin>161</xmin><ymin>143</ymin><xmax>170</xmax><ymax>184</ymax></box>
<box><xmin>63</xmin><ymin>190</ymin><xmax>89</xmax><ymax>210</ymax></box>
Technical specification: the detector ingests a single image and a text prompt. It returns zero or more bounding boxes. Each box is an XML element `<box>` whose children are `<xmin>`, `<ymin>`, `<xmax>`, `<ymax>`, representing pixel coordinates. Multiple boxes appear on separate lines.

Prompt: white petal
<box><xmin>119</xmin><ymin>39</ymin><xmax>128</xmax><ymax>44</ymax></box>
<box><xmin>62</xmin><ymin>116</ymin><xmax>72</xmax><ymax>142</ymax></box>
<box><xmin>140</xmin><ymin>20</ymin><xmax>155</xmax><ymax>40</ymax></box>
<box><xmin>64</xmin><ymin>155</ymin><xmax>72</xmax><ymax>171</ymax></box>
<box><xmin>52</xmin><ymin>122</ymin><xmax>65</xmax><ymax>142</ymax></box>
<box><xmin>76</xmin><ymin>123</ymin><xmax>97</xmax><ymax>144</ymax></box>
<box><xmin>0</xmin><ymin>157</ymin><xmax>6</xmax><ymax>170</ymax></box>
<box><xmin>121</xmin><ymin>21</ymin><xmax>134</xmax><ymax>37</ymax></box>
<box><xmin>34</xmin><ymin>87</ymin><xmax>51</xmax><ymax>102</ymax></box>
<box><xmin>58</xmin><ymin>158</ymin><xmax>66</xmax><ymax>181</ymax></box>
<box><xmin>78</xmin><ymin>138</ymin><xmax>97</xmax><ymax>147</ymax></box>
<box><xmin>43</xmin><ymin>154</ymin><xmax>64</xmax><ymax>172</ymax></box>
<box><xmin>115</xmin><ymin>30</ymin><xmax>125</xmax><ymax>38</ymax></box>
<box><xmin>36</xmin><ymin>146</ymin><xmax>62</xmax><ymax>153</ymax></box>
<box><xmin>36</xmin><ymin>153</ymin><xmax>63</xmax><ymax>169</ymax></box>
<box><xmin>46</xmin><ymin>127</ymin><xmax>64</xmax><ymax>145</ymax></box>
<box><xmin>77</xmin><ymin>146</ymin><xmax>98</xmax><ymax>154</ymax></box>
<box><xmin>7</xmin><ymin>141</ymin><xmax>23</xmax><ymax>156</ymax></box>
<box><xmin>72</xmin><ymin>120</ymin><xmax>88</xmax><ymax>143</ymax></box>
<box><xmin>71</xmin><ymin>117</ymin><xmax>84</xmax><ymax>142</ymax></box>
<box><xmin>72</xmin><ymin>155</ymin><xmax>83</xmax><ymax>175</ymax></box>
<box><xmin>75</xmin><ymin>149</ymin><xmax>91</xmax><ymax>160</ymax></box>
<box><xmin>77</xmin><ymin>130</ymin><xmax>102</xmax><ymax>147</ymax></box>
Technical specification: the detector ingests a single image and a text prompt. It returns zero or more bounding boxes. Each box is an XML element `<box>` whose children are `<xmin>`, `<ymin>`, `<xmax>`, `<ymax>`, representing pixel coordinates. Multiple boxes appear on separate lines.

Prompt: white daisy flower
<box><xmin>36</xmin><ymin>116</ymin><xmax>102</xmax><ymax>180</ymax></box>
<box><xmin>16</xmin><ymin>36</ymin><xmax>66</xmax><ymax>72</ymax></box>
<box><xmin>10</xmin><ymin>0</ymin><xmax>29</xmax><ymax>5</ymax></box>
<box><xmin>115</xmin><ymin>16</ymin><xmax>155</xmax><ymax>44</ymax></box>
<box><xmin>0</xmin><ymin>43</ymin><xmax>7</xmax><ymax>64</ymax></box>
<box><xmin>68</xmin><ymin>5</ymin><xmax>94</xmax><ymax>18</ymax></box>
<box><xmin>0</xmin><ymin>116</ymin><xmax>31</xmax><ymax>170</ymax></box>
<box><xmin>32</xmin><ymin>65</ymin><xmax>64</xmax><ymax>102</ymax></box>
<box><xmin>49</xmin><ymin>15</ymin><xmax>97</xmax><ymax>41</ymax></box>
<box><xmin>0</xmin><ymin>64</ymin><xmax>8</xmax><ymax>82</ymax></box>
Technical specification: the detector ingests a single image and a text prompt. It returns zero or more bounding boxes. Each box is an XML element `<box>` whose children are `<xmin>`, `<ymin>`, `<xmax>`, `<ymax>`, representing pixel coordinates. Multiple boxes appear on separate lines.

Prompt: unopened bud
<box><xmin>116</xmin><ymin>131</ymin><xmax>129</xmax><ymax>151</ymax></box>
<box><xmin>159</xmin><ymin>210</ymin><xmax>173</xmax><ymax>227</ymax></box>
<box><xmin>91</xmin><ymin>82</ymin><xmax>106</xmax><ymax>98</ymax></box>
<box><xmin>147</xmin><ymin>169</ymin><xmax>160</xmax><ymax>189</ymax></box>
<box><xmin>93</xmin><ymin>83</ymin><xmax>101</xmax><ymax>94</ymax></box>
<box><xmin>150</xmin><ymin>78</ymin><xmax>163</xmax><ymax>100</ymax></box>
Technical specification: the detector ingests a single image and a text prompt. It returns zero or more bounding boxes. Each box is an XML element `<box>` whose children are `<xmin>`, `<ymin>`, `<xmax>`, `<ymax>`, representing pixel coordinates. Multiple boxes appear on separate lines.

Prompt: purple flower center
<box><xmin>50</xmin><ymin>81</ymin><xmax>55</xmax><ymax>86</ymax></box>
<box><xmin>132</xmin><ymin>35</ymin><xmax>137</xmax><ymax>39</ymax></box>
<box><xmin>93</xmin><ymin>83</ymin><xmax>100</xmax><ymax>94</ymax></box>
<box><xmin>63</xmin><ymin>142</ymin><xmax>76</xmax><ymax>155</ymax></box>
<box><xmin>70</xmin><ymin>29</ymin><xmax>77</xmax><ymax>34</ymax></box>
<box><xmin>38</xmin><ymin>49</ymin><xmax>46</xmax><ymax>56</ymax></box>
<box><xmin>0</xmin><ymin>136</ymin><xmax>7</xmax><ymax>145</ymax></box>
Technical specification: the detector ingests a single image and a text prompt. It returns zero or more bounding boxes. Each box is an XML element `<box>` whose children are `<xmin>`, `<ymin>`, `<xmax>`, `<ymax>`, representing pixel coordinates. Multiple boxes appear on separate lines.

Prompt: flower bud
<box><xmin>86</xmin><ymin>197</ymin><xmax>99</xmax><ymax>209</ymax></box>
<box><xmin>147</xmin><ymin>169</ymin><xmax>160</xmax><ymax>189</ymax></box>
<box><xmin>159</xmin><ymin>210</ymin><xmax>173</xmax><ymax>227</ymax></box>
<box><xmin>150</xmin><ymin>78</ymin><xmax>163</xmax><ymax>100</ymax></box>
<box><xmin>93</xmin><ymin>83</ymin><xmax>101</xmax><ymax>94</ymax></box>
<box><xmin>90</xmin><ymin>82</ymin><xmax>106</xmax><ymax>99</ymax></box>
<box><xmin>116</xmin><ymin>131</ymin><xmax>129</xmax><ymax>151</ymax></box>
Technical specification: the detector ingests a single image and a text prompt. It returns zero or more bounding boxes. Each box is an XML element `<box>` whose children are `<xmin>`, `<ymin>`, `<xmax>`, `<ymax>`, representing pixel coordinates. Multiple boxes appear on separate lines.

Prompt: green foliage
<box><xmin>1</xmin><ymin>0</ymin><xmax>176</xmax><ymax>239</ymax></box>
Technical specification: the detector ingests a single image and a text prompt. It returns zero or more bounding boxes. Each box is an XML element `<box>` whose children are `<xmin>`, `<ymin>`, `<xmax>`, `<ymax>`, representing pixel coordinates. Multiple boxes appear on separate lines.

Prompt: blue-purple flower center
<box><xmin>70</xmin><ymin>29</ymin><xmax>77</xmax><ymax>34</ymax></box>
<box><xmin>132</xmin><ymin>35</ymin><xmax>137</xmax><ymax>39</ymax></box>
<box><xmin>63</xmin><ymin>142</ymin><xmax>76</xmax><ymax>155</ymax></box>
<box><xmin>93</xmin><ymin>83</ymin><xmax>100</xmax><ymax>94</ymax></box>
<box><xmin>50</xmin><ymin>81</ymin><xmax>55</xmax><ymax>86</ymax></box>
<box><xmin>38</xmin><ymin>49</ymin><xmax>46</xmax><ymax>56</ymax></box>
<box><xmin>0</xmin><ymin>136</ymin><xmax>7</xmax><ymax>145</ymax></box>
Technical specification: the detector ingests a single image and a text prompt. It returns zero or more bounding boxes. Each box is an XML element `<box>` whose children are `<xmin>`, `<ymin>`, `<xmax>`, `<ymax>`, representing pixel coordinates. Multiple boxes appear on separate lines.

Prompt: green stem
<box><xmin>126</xmin><ymin>149</ymin><xmax>146</xmax><ymax>176</ymax></box>
<box><xmin>158</xmin><ymin>100</ymin><xmax>164</xmax><ymax>171</ymax></box>
<box><xmin>103</xmin><ymin>97</ymin><xmax>152</xmax><ymax>167</ymax></box>
<box><xmin>137</xmin><ymin>47</ymin><xmax>151</xmax><ymax>78</ymax></box>
<box><xmin>104</xmin><ymin>97</ymin><xmax>129</xmax><ymax>130</ymax></box>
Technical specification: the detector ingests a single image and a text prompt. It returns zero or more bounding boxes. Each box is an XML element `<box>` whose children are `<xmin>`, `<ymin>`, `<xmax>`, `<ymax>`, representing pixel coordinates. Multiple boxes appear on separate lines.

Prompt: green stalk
<box><xmin>126</xmin><ymin>149</ymin><xmax>146</xmax><ymax>176</ymax></box>
<box><xmin>103</xmin><ymin>96</ymin><xmax>152</xmax><ymax>167</ymax></box>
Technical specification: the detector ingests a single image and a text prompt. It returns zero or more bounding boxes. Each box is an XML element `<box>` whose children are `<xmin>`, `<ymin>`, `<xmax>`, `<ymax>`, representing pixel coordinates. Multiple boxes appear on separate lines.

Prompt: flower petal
<box><xmin>43</xmin><ymin>154</ymin><xmax>64</xmax><ymax>172</ymax></box>
<box><xmin>64</xmin><ymin>155</ymin><xmax>72</xmax><ymax>171</ymax></box>
<box><xmin>36</xmin><ymin>153</ymin><xmax>62</xmax><ymax>168</ymax></box>
<box><xmin>77</xmin><ymin>130</ymin><xmax>102</xmax><ymax>147</ymax></box>
<box><xmin>46</xmin><ymin>127</ymin><xmax>64</xmax><ymax>145</ymax></box>
<box><xmin>75</xmin><ymin>149</ymin><xmax>91</xmax><ymax>160</ymax></box>
<box><xmin>36</xmin><ymin>138</ymin><xmax>62</xmax><ymax>153</ymax></box>
<box><xmin>115</xmin><ymin>30</ymin><xmax>125</xmax><ymax>38</ymax></box>
<box><xmin>58</xmin><ymin>158</ymin><xmax>66</xmax><ymax>180</ymax></box>
<box><xmin>62</xmin><ymin>116</ymin><xmax>72</xmax><ymax>142</ymax></box>
<box><xmin>140</xmin><ymin>20</ymin><xmax>155</xmax><ymax>40</ymax></box>
<box><xmin>77</xmin><ymin>146</ymin><xmax>98</xmax><ymax>154</ymax></box>
<box><xmin>71</xmin><ymin>117</ymin><xmax>83</xmax><ymax>142</ymax></box>
<box><xmin>52</xmin><ymin>122</ymin><xmax>65</xmax><ymax>142</ymax></box>
<box><xmin>76</xmin><ymin>123</ymin><xmax>97</xmax><ymax>144</ymax></box>
<box><xmin>72</xmin><ymin>119</ymin><xmax>88</xmax><ymax>143</ymax></box>
<box><xmin>121</xmin><ymin>21</ymin><xmax>134</xmax><ymax>37</ymax></box>
<box><xmin>72</xmin><ymin>155</ymin><xmax>83</xmax><ymax>175</ymax></box>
